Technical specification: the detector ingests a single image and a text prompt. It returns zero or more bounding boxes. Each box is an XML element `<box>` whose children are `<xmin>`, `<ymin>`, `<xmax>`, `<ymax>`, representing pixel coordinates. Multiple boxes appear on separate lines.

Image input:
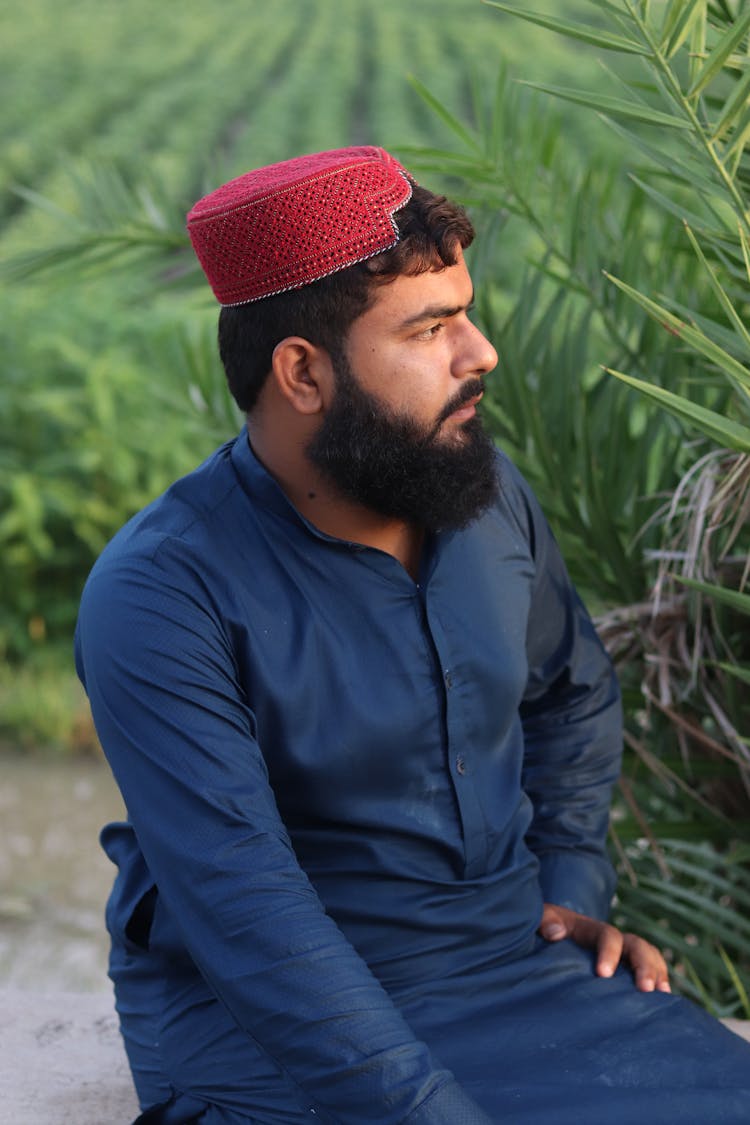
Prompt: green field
<box><xmin>3</xmin><ymin>0</ymin><xmax>603</xmax><ymax>235</ymax></box>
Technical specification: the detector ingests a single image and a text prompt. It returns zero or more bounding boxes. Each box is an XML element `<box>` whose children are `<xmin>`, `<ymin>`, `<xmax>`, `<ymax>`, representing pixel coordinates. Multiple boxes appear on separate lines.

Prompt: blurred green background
<box><xmin>1</xmin><ymin>0</ymin><xmax>611</xmax><ymax>725</ymax></box>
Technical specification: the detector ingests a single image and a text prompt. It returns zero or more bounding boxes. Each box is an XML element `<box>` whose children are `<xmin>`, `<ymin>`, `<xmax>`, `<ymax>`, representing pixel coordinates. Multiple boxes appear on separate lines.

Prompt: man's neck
<box><xmin>246</xmin><ymin>422</ymin><xmax>425</xmax><ymax>580</ymax></box>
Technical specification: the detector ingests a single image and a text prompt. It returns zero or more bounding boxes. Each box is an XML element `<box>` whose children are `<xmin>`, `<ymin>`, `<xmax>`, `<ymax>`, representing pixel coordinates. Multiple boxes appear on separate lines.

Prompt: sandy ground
<box><xmin>0</xmin><ymin>987</ymin><xmax>139</xmax><ymax>1123</ymax></box>
<box><xmin>0</xmin><ymin>756</ymin><xmax>139</xmax><ymax>1120</ymax></box>
<box><xmin>0</xmin><ymin>753</ymin><xmax>124</xmax><ymax>992</ymax></box>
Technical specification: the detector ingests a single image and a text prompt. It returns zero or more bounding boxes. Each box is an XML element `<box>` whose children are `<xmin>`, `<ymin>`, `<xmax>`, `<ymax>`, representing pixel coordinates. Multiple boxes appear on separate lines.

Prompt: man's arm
<box><xmin>502</xmin><ymin>462</ymin><xmax>671</xmax><ymax>991</ymax></box>
<box><xmin>76</xmin><ymin>540</ymin><xmax>492</xmax><ymax>1125</ymax></box>
<box><xmin>506</xmin><ymin>465</ymin><xmax>622</xmax><ymax>922</ymax></box>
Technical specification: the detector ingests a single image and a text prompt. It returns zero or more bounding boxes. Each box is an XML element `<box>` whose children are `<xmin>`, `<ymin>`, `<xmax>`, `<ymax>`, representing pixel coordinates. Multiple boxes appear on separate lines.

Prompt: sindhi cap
<box><xmin>186</xmin><ymin>146</ymin><xmax>414</xmax><ymax>306</ymax></box>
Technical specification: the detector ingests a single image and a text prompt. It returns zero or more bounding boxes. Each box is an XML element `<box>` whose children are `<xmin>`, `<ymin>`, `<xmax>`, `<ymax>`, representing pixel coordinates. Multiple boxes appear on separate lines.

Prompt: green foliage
<box><xmin>0</xmin><ymin>292</ymin><xmax>221</xmax><ymax>657</ymax></box>
<box><xmin>402</xmin><ymin>69</ymin><xmax>730</xmax><ymax>606</ymax></box>
<box><xmin>613</xmin><ymin>839</ymin><xmax>750</xmax><ymax>1018</ymax></box>
<box><xmin>5</xmin><ymin>162</ymin><xmax>194</xmax><ymax>288</ymax></box>
<box><xmin>498</xmin><ymin>0</ymin><xmax>750</xmax><ymax>1007</ymax></box>
<box><xmin>503</xmin><ymin>0</ymin><xmax>750</xmax><ymax>750</ymax></box>
<box><xmin>0</xmin><ymin>0</ymin><xmax>614</xmax><ymax>661</ymax></box>
<box><xmin>0</xmin><ymin>643</ymin><xmax>97</xmax><ymax>754</ymax></box>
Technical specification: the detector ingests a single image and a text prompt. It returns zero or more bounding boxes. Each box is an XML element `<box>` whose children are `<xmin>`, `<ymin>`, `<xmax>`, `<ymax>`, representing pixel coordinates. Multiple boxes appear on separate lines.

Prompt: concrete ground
<box><xmin>0</xmin><ymin>759</ymin><xmax>138</xmax><ymax>1121</ymax></box>
<box><xmin>0</xmin><ymin>988</ymin><xmax>138</xmax><ymax>1124</ymax></box>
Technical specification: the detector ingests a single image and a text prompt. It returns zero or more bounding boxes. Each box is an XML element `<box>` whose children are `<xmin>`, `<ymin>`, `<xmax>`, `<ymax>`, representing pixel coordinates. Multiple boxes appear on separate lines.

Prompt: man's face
<box><xmin>307</xmin><ymin>250</ymin><xmax>501</xmax><ymax>531</ymax></box>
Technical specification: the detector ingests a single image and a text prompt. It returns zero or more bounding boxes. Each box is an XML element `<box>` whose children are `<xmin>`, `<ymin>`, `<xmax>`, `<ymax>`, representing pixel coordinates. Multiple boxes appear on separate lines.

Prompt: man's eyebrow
<box><xmin>396</xmin><ymin>292</ymin><xmax>475</xmax><ymax>330</ymax></box>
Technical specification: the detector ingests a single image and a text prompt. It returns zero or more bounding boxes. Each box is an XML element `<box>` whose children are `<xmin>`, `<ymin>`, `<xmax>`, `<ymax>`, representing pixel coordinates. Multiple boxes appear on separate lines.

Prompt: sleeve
<box><xmin>75</xmin><ymin>541</ymin><xmax>493</xmax><ymax>1125</ymax></box>
<box><xmin>508</xmin><ymin>467</ymin><xmax>622</xmax><ymax>921</ymax></box>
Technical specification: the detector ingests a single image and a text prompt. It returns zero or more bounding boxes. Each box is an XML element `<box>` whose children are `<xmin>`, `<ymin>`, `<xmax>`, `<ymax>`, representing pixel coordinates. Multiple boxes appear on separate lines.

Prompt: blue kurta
<box><xmin>75</xmin><ymin>431</ymin><xmax>750</xmax><ymax>1124</ymax></box>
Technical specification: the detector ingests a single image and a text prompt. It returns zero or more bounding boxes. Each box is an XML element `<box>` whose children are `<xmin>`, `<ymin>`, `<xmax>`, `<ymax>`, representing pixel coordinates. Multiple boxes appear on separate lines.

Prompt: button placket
<box><xmin>423</xmin><ymin>594</ymin><xmax>488</xmax><ymax>876</ymax></box>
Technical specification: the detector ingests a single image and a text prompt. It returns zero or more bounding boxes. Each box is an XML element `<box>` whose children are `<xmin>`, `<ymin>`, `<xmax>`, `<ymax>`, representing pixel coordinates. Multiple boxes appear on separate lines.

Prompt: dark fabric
<box><xmin>76</xmin><ymin>431</ymin><xmax>750</xmax><ymax>1123</ymax></box>
<box><xmin>133</xmin><ymin>1090</ymin><xmax>207</xmax><ymax>1123</ymax></box>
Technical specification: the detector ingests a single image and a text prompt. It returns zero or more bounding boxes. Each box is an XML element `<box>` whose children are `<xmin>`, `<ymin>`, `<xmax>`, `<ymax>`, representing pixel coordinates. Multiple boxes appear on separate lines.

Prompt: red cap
<box><xmin>186</xmin><ymin>146</ymin><xmax>414</xmax><ymax>306</ymax></box>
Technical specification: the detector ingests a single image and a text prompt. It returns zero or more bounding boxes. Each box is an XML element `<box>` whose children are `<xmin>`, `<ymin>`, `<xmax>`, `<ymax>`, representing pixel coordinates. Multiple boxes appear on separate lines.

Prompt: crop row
<box><xmin>3</xmin><ymin>0</ymin><xmax>601</xmax><ymax>248</ymax></box>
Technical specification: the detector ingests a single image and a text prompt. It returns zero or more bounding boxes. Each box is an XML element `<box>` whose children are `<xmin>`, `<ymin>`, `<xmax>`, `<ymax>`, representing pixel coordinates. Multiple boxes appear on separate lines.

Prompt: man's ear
<box><xmin>270</xmin><ymin>336</ymin><xmax>333</xmax><ymax>415</ymax></box>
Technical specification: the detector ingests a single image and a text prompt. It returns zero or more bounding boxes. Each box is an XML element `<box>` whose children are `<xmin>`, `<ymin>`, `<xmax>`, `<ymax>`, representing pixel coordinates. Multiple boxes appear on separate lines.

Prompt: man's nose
<box><xmin>461</xmin><ymin>320</ymin><xmax>498</xmax><ymax>378</ymax></box>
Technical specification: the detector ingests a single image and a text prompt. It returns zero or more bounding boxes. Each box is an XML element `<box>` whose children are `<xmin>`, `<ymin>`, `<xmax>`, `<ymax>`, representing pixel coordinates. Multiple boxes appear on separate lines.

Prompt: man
<box><xmin>75</xmin><ymin>147</ymin><xmax>750</xmax><ymax>1124</ymax></box>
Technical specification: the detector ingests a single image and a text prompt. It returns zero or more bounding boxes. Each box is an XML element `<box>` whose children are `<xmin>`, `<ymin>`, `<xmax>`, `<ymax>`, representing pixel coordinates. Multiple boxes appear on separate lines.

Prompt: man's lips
<box><xmin>430</xmin><ymin>381</ymin><xmax>485</xmax><ymax>436</ymax></box>
<box><xmin>449</xmin><ymin>391</ymin><xmax>483</xmax><ymax>421</ymax></box>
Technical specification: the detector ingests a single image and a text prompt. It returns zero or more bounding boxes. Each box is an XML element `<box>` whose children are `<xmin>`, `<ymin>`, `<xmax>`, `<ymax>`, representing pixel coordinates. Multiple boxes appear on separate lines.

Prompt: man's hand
<box><xmin>538</xmin><ymin>903</ymin><xmax>671</xmax><ymax>994</ymax></box>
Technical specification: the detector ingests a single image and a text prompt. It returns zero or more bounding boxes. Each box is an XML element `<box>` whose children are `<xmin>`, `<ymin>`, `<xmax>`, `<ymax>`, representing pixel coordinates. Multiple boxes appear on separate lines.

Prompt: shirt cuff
<box><xmin>538</xmin><ymin>850</ymin><xmax>616</xmax><ymax>921</ymax></box>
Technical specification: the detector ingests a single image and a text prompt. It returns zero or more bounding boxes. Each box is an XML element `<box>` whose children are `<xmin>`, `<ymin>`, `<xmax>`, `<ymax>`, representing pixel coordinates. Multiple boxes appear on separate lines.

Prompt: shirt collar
<box><xmin>229</xmin><ymin>427</ymin><xmax>448</xmax><ymax>586</ymax></box>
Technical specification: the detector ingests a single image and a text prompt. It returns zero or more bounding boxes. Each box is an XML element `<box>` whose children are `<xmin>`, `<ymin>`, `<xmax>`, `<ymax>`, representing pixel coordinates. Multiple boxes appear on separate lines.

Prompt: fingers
<box><xmin>590</xmin><ymin>921</ymin><xmax>623</xmax><ymax>981</ymax></box>
<box><xmin>557</xmin><ymin>912</ymin><xmax>624</xmax><ymax>979</ymax></box>
<box><xmin>622</xmin><ymin>932</ymin><xmax>672</xmax><ymax>994</ymax></box>
<box><xmin>588</xmin><ymin>923</ymin><xmax>671</xmax><ymax>993</ymax></box>
<box><xmin>538</xmin><ymin>903</ymin><xmax>570</xmax><ymax>942</ymax></box>
<box><xmin>538</xmin><ymin>903</ymin><xmax>672</xmax><ymax>994</ymax></box>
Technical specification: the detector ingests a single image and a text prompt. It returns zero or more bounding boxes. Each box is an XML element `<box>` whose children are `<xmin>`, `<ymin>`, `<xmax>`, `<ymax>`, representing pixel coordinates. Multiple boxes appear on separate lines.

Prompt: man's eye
<box><xmin>417</xmin><ymin>322</ymin><xmax>443</xmax><ymax>339</ymax></box>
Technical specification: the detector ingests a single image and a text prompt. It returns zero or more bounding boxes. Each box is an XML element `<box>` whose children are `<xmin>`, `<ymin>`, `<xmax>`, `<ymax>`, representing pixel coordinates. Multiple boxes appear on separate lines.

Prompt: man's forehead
<box><xmin>360</xmin><ymin>251</ymin><xmax>474</xmax><ymax>329</ymax></box>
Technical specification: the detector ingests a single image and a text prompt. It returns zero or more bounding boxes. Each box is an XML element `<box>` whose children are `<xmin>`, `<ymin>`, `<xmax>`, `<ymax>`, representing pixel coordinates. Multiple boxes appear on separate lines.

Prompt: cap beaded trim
<box><xmin>187</xmin><ymin>146</ymin><xmax>415</xmax><ymax>306</ymax></box>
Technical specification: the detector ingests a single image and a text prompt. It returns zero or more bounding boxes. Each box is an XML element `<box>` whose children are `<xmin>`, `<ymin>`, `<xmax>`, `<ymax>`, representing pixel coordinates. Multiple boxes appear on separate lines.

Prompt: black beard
<box><xmin>306</xmin><ymin>352</ymin><xmax>499</xmax><ymax>532</ymax></box>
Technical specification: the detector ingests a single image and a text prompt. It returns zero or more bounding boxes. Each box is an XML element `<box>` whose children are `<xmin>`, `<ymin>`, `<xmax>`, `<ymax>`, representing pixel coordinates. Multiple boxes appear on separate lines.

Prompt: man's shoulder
<box><xmin>485</xmin><ymin>447</ymin><xmax>539</xmax><ymax>543</ymax></box>
<box><xmin>106</xmin><ymin>440</ymin><xmax>238</xmax><ymax>554</ymax></box>
<box><xmin>82</xmin><ymin>437</ymin><xmax>247</xmax><ymax>599</ymax></box>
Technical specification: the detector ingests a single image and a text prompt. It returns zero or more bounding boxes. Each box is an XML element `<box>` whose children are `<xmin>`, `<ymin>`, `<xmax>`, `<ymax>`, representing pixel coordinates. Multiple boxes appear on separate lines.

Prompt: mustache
<box><xmin>434</xmin><ymin>377</ymin><xmax>486</xmax><ymax>429</ymax></box>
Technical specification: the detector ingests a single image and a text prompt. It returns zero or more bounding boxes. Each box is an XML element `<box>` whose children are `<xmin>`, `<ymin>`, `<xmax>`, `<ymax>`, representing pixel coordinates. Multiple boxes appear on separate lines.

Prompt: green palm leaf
<box><xmin>518</xmin><ymin>82</ymin><xmax>693</xmax><ymax>129</ymax></box>
<box><xmin>687</xmin><ymin>7</ymin><xmax>750</xmax><ymax>98</ymax></box>
<box><xmin>681</xmin><ymin>223</ymin><xmax>750</xmax><ymax>356</ymax></box>
<box><xmin>675</xmin><ymin>576</ymin><xmax>750</xmax><ymax>615</ymax></box>
<box><xmin>603</xmin><ymin>272</ymin><xmax>750</xmax><ymax>395</ymax></box>
<box><xmin>605</xmin><ymin>369</ymin><xmax>750</xmax><ymax>450</ymax></box>
<box><xmin>406</xmin><ymin>77</ymin><xmax>482</xmax><ymax>154</ymax></box>
<box><xmin>661</xmin><ymin>0</ymin><xmax>705</xmax><ymax>59</ymax></box>
<box><xmin>715</xmin><ymin>663</ymin><xmax>750</xmax><ymax>687</ymax></box>
<box><xmin>483</xmin><ymin>2</ymin><xmax>650</xmax><ymax>55</ymax></box>
<box><xmin>712</xmin><ymin>70</ymin><xmax>750</xmax><ymax>142</ymax></box>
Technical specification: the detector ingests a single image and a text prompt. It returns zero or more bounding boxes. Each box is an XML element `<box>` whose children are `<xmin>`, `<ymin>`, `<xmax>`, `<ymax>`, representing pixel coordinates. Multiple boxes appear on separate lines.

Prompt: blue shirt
<box><xmin>75</xmin><ymin>430</ymin><xmax>622</xmax><ymax>1123</ymax></box>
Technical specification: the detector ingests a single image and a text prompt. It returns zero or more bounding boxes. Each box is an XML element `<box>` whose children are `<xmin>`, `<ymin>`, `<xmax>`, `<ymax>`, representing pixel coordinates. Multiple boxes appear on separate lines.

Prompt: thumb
<box><xmin>538</xmin><ymin>904</ymin><xmax>569</xmax><ymax>942</ymax></box>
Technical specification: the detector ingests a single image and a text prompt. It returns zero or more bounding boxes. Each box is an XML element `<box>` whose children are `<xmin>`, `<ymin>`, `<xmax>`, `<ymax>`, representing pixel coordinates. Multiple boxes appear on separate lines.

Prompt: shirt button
<box><xmin>455</xmin><ymin>755</ymin><xmax>467</xmax><ymax>776</ymax></box>
<box><xmin>444</xmin><ymin>670</ymin><xmax>453</xmax><ymax>689</ymax></box>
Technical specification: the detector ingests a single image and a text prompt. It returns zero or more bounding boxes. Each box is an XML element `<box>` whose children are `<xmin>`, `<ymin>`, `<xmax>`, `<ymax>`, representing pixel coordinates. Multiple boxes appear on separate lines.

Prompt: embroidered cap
<box><xmin>186</xmin><ymin>146</ymin><xmax>415</xmax><ymax>306</ymax></box>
